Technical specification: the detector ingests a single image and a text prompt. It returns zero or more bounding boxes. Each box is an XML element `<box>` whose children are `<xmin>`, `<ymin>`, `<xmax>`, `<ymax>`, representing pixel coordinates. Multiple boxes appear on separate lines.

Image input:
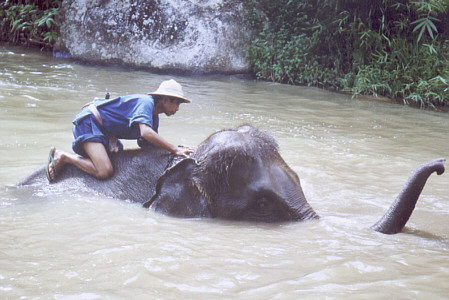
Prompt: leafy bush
<box><xmin>246</xmin><ymin>0</ymin><xmax>449</xmax><ymax>109</ymax></box>
<box><xmin>0</xmin><ymin>0</ymin><xmax>61</xmax><ymax>48</ymax></box>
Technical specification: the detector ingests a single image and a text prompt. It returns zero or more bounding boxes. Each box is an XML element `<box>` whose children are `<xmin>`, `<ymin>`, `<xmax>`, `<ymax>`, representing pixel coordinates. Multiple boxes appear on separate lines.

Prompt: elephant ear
<box><xmin>143</xmin><ymin>158</ymin><xmax>212</xmax><ymax>218</ymax></box>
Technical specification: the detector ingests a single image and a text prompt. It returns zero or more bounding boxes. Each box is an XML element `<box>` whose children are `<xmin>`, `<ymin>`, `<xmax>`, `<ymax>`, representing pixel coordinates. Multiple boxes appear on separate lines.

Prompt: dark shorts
<box><xmin>72</xmin><ymin>113</ymin><xmax>108</xmax><ymax>157</ymax></box>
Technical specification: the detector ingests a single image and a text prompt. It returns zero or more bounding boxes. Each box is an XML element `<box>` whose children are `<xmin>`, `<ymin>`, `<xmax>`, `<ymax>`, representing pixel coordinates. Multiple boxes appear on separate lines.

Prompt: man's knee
<box><xmin>96</xmin><ymin>164</ymin><xmax>114</xmax><ymax>179</ymax></box>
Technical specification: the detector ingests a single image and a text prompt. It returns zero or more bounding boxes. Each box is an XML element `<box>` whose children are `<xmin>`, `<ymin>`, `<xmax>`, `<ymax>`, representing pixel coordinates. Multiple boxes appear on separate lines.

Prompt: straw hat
<box><xmin>149</xmin><ymin>79</ymin><xmax>191</xmax><ymax>103</ymax></box>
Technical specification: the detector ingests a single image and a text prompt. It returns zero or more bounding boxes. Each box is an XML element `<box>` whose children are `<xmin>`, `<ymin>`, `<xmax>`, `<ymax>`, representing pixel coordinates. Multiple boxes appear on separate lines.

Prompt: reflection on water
<box><xmin>1</xmin><ymin>45</ymin><xmax>448</xmax><ymax>298</ymax></box>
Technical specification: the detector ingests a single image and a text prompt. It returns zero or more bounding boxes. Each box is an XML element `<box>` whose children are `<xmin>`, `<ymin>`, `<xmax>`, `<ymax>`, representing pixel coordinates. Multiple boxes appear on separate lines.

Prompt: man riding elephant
<box><xmin>46</xmin><ymin>79</ymin><xmax>195</xmax><ymax>182</ymax></box>
<box><xmin>20</xmin><ymin>124</ymin><xmax>445</xmax><ymax>234</ymax></box>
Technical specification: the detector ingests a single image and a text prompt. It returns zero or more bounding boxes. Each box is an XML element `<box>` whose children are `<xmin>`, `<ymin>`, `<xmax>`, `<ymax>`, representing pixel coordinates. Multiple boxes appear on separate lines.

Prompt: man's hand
<box><xmin>174</xmin><ymin>145</ymin><xmax>196</xmax><ymax>158</ymax></box>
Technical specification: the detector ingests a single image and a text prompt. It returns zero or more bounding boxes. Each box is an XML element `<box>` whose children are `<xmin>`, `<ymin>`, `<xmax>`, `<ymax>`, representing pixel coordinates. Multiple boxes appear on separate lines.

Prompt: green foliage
<box><xmin>246</xmin><ymin>0</ymin><xmax>449</xmax><ymax>109</ymax></box>
<box><xmin>0</xmin><ymin>0</ymin><xmax>61</xmax><ymax>48</ymax></box>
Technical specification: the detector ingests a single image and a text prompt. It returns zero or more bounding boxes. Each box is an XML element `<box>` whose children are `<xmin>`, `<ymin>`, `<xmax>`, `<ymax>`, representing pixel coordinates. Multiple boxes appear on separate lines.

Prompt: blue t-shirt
<box><xmin>74</xmin><ymin>94</ymin><xmax>159</xmax><ymax>139</ymax></box>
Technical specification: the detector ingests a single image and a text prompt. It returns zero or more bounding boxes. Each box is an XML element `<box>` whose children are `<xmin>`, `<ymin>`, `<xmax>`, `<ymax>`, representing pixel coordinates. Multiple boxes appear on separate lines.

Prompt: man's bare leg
<box><xmin>82</xmin><ymin>142</ymin><xmax>114</xmax><ymax>178</ymax></box>
<box><xmin>47</xmin><ymin>142</ymin><xmax>113</xmax><ymax>180</ymax></box>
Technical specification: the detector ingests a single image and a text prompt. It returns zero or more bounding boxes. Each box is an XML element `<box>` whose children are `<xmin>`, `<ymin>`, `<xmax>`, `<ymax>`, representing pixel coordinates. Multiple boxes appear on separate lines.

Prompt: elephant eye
<box><xmin>238</xmin><ymin>186</ymin><xmax>294</xmax><ymax>222</ymax></box>
<box><xmin>254</xmin><ymin>197</ymin><xmax>272</xmax><ymax>214</ymax></box>
<box><xmin>244</xmin><ymin>190</ymin><xmax>288</xmax><ymax>222</ymax></box>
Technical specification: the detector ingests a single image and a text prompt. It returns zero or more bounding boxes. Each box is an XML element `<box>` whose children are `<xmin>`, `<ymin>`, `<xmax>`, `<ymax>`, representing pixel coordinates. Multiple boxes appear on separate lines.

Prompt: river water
<box><xmin>1</xmin><ymin>45</ymin><xmax>448</xmax><ymax>299</ymax></box>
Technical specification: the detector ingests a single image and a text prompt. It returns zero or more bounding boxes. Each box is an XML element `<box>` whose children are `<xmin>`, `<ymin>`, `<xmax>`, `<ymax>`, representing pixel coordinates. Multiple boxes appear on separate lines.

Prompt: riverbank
<box><xmin>2</xmin><ymin>0</ymin><xmax>449</xmax><ymax>111</ymax></box>
<box><xmin>245</xmin><ymin>0</ymin><xmax>449</xmax><ymax>110</ymax></box>
<box><xmin>344</xmin><ymin>93</ymin><xmax>449</xmax><ymax>112</ymax></box>
<box><xmin>2</xmin><ymin>41</ymin><xmax>447</xmax><ymax>113</ymax></box>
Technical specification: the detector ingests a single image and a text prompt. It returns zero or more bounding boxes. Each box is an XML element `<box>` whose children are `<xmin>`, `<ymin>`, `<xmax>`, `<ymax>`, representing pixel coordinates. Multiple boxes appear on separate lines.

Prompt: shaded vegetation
<box><xmin>0</xmin><ymin>0</ymin><xmax>61</xmax><ymax>48</ymax></box>
<box><xmin>246</xmin><ymin>0</ymin><xmax>449</xmax><ymax>109</ymax></box>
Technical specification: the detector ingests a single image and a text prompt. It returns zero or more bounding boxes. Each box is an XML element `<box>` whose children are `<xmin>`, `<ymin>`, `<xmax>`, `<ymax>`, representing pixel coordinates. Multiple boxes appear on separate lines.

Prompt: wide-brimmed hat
<box><xmin>149</xmin><ymin>79</ymin><xmax>191</xmax><ymax>103</ymax></box>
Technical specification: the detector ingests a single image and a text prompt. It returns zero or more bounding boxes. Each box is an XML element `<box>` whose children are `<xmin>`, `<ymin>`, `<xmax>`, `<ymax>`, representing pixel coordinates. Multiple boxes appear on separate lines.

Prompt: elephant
<box><xmin>18</xmin><ymin>125</ymin><xmax>446</xmax><ymax>234</ymax></box>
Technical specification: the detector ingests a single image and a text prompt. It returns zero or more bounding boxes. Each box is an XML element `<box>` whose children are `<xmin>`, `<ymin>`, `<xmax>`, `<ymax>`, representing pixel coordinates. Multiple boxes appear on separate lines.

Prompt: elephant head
<box><xmin>144</xmin><ymin>125</ymin><xmax>319</xmax><ymax>222</ymax></box>
<box><xmin>144</xmin><ymin>125</ymin><xmax>445</xmax><ymax>232</ymax></box>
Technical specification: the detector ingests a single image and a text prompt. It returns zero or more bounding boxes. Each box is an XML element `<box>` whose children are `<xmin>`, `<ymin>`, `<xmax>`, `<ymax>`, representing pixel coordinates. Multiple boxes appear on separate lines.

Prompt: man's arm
<box><xmin>138</xmin><ymin>123</ymin><xmax>194</xmax><ymax>157</ymax></box>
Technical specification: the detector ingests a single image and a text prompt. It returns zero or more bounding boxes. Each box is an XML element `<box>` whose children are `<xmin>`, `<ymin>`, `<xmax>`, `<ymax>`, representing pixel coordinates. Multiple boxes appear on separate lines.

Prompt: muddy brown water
<box><xmin>1</xmin><ymin>45</ymin><xmax>448</xmax><ymax>299</ymax></box>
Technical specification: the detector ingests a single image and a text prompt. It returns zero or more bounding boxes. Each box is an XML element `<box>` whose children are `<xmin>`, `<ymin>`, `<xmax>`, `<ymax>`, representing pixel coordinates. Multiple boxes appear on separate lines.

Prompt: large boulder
<box><xmin>59</xmin><ymin>0</ymin><xmax>250</xmax><ymax>74</ymax></box>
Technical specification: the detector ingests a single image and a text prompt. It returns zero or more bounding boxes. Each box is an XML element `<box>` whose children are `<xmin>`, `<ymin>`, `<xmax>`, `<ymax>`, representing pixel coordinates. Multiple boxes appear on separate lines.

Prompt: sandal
<box><xmin>45</xmin><ymin>146</ymin><xmax>57</xmax><ymax>183</ymax></box>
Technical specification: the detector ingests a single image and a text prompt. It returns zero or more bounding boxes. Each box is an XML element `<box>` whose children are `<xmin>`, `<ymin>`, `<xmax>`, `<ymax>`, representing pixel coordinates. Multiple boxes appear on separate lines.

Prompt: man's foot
<box><xmin>46</xmin><ymin>147</ymin><xmax>58</xmax><ymax>182</ymax></box>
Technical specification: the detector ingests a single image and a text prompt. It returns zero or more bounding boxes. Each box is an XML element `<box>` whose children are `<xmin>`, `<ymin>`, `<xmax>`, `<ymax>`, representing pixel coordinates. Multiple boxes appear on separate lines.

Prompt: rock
<box><xmin>52</xmin><ymin>39</ymin><xmax>72</xmax><ymax>58</ymax></box>
<box><xmin>60</xmin><ymin>0</ymin><xmax>250</xmax><ymax>74</ymax></box>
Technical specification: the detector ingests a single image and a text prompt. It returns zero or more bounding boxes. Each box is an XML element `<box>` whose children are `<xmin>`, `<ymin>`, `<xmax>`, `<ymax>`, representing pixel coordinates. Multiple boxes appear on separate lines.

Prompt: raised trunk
<box><xmin>371</xmin><ymin>158</ymin><xmax>445</xmax><ymax>234</ymax></box>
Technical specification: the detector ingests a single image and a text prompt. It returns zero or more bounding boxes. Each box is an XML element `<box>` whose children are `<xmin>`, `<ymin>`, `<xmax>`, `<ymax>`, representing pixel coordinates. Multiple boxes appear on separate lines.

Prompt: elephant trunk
<box><xmin>371</xmin><ymin>158</ymin><xmax>445</xmax><ymax>234</ymax></box>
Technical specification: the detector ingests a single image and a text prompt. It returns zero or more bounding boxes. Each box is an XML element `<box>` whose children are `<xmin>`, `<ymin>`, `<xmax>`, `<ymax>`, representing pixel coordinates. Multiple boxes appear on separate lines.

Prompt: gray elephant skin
<box><xmin>18</xmin><ymin>125</ymin><xmax>446</xmax><ymax>234</ymax></box>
